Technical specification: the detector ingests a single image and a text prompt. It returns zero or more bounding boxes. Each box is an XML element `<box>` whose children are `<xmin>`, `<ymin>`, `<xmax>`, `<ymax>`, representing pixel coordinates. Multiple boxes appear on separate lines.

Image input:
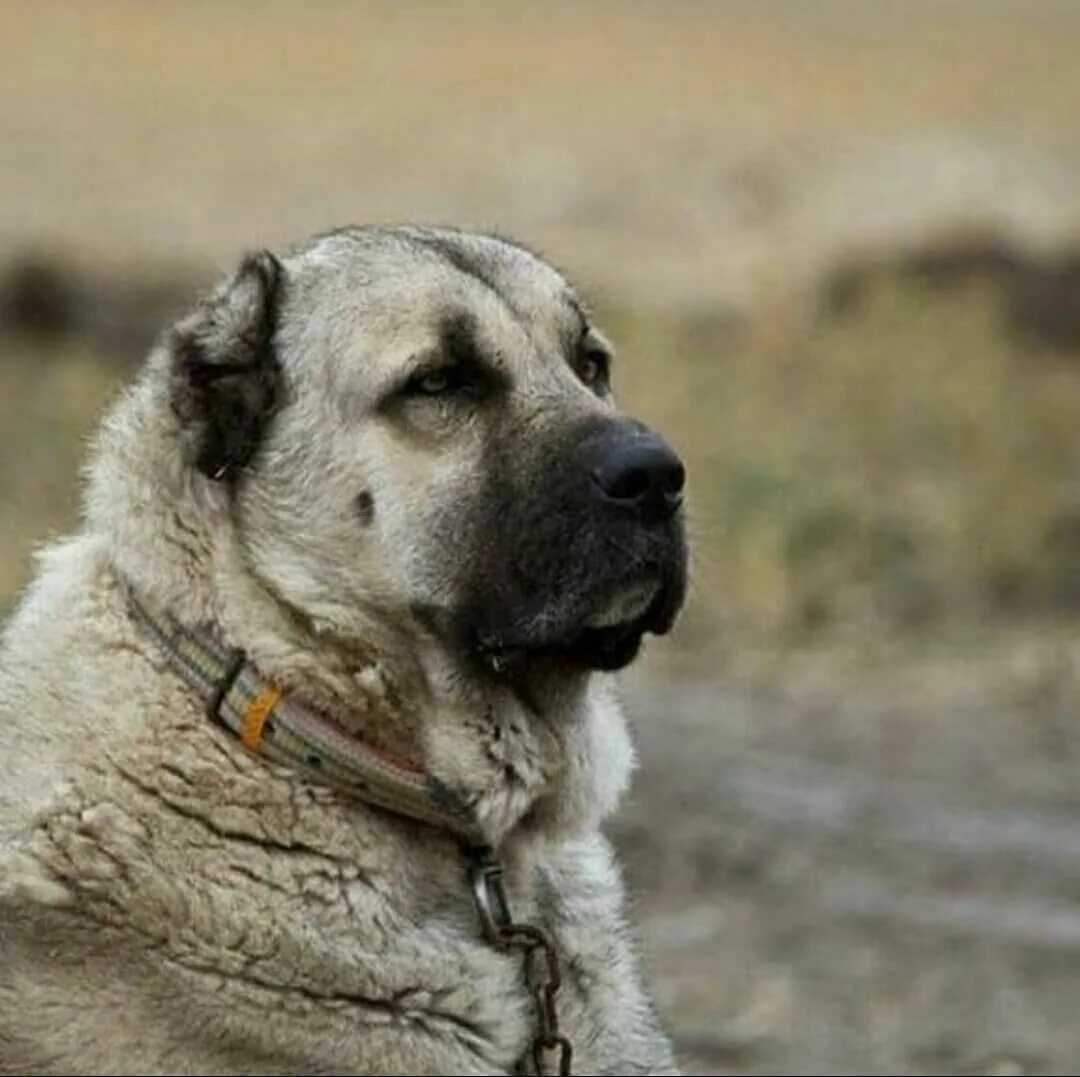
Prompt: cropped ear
<box><xmin>167</xmin><ymin>250</ymin><xmax>284</xmax><ymax>481</ymax></box>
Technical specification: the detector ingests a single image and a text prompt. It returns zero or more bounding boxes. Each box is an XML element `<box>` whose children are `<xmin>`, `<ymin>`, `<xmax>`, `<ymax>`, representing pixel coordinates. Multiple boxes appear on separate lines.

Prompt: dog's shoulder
<box><xmin>1</xmin><ymin>536</ymin><xmax>131</xmax><ymax>821</ymax></box>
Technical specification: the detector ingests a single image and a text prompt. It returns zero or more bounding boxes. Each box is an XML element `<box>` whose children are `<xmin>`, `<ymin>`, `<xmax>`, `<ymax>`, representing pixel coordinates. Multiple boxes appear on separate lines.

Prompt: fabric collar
<box><xmin>124</xmin><ymin>581</ymin><xmax>484</xmax><ymax>846</ymax></box>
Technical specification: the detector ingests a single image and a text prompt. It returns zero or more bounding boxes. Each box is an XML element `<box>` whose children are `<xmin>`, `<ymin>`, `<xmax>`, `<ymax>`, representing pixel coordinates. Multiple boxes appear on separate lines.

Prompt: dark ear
<box><xmin>168</xmin><ymin>250</ymin><xmax>284</xmax><ymax>481</ymax></box>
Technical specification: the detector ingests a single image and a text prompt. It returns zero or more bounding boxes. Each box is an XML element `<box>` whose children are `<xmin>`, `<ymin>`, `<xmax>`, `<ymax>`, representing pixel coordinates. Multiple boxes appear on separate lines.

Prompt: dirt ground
<box><xmin>618</xmin><ymin>633</ymin><xmax>1080</xmax><ymax>1075</ymax></box>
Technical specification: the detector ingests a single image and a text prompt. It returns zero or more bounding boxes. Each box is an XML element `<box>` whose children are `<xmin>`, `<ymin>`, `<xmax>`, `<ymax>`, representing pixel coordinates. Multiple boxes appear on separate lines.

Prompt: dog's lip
<box><xmin>581</xmin><ymin>575</ymin><xmax>662</xmax><ymax>630</ymax></box>
<box><xmin>472</xmin><ymin>568</ymin><xmax>679</xmax><ymax>672</ymax></box>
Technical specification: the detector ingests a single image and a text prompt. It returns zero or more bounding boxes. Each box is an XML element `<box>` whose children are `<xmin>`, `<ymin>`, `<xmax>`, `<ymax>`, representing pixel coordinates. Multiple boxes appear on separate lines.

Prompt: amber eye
<box><xmin>579</xmin><ymin>348</ymin><xmax>610</xmax><ymax>390</ymax></box>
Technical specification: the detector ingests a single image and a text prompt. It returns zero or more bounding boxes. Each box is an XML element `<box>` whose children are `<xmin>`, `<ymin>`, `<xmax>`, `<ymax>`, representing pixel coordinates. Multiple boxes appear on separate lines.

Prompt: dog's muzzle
<box><xmin>467</xmin><ymin>417</ymin><xmax>689</xmax><ymax>675</ymax></box>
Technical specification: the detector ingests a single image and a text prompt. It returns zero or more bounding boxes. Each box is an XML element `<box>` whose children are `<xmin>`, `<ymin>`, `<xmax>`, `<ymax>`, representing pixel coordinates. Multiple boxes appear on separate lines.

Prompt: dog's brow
<box><xmin>561</xmin><ymin>295</ymin><xmax>614</xmax><ymax>368</ymax></box>
<box><xmin>564</xmin><ymin>294</ymin><xmax>602</xmax><ymax>349</ymax></box>
<box><xmin>372</xmin><ymin>311</ymin><xmax>509</xmax><ymax>407</ymax></box>
<box><xmin>440</xmin><ymin>310</ymin><xmax>481</xmax><ymax>366</ymax></box>
<box><xmin>438</xmin><ymin>310</ymin><xmax>510</xmax><ymax>384</ymax></box>
<box><xmin>566</xmin><ymin>294</ymin><xmax>590</xmax><ymax>331</ymax></box>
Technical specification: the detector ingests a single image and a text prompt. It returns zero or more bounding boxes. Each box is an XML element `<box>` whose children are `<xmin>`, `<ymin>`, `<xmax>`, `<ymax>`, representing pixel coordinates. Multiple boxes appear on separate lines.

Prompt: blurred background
<box><xmin>4</xmin><ymin>2</ymin><xmax>1080</xmax><ymax>1073</ymax></box>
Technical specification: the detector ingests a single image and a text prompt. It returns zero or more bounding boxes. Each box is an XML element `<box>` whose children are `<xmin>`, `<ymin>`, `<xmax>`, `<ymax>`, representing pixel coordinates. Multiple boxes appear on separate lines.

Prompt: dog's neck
<box><xmin>85</xmin><ymin>378</ymin><xmax>634</xmax><ymax>846</ymax></box>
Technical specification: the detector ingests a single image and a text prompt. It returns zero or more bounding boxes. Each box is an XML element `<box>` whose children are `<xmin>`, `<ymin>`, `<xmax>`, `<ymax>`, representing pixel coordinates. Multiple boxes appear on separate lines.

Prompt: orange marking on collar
<box><xmin>241</xmin><ymin>687</ymin><xmax>281</xmax><ymax>753</ymax></box>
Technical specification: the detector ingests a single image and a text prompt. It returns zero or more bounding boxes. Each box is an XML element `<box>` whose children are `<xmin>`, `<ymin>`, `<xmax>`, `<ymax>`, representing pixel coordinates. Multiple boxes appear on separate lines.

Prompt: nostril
<box><xmin>663</xmin><ymin>459</ymin><xmax>686</xmax><ymax>499</ymax></box>
<box><xmin>600</xmin><ymin>463</ymin><xmax>653</xmax><ymax>503</ymax></box>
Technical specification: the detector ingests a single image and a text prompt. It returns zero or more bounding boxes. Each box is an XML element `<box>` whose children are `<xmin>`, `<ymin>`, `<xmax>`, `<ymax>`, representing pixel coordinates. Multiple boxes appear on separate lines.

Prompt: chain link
<box><xmin>468</xmin><ymin>850</ymin><xmax>573</xmax><ymax>1077</ymax></box>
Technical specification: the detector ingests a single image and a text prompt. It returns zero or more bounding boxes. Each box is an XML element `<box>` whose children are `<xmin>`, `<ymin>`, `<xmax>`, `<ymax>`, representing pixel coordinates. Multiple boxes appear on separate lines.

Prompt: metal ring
<box><xmin>468</xmin><ymin>852</ymin><xmax>510</xmax><ymax>946</ymax></box>
<box><xmin>532</xmin><ymin>1034</ymin><xmax>572</xmax><ymax>1077</ymax></box>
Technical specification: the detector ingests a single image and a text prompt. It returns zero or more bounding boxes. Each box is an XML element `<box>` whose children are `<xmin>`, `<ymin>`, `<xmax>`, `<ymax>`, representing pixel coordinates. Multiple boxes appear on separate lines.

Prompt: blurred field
<box><xmin>4</xmin><ymin>1</ymin><xmax>1080</xmax><ymax>310</ymax></box>
<box><xmin>4</xmin><ymin>3</ymin><xmax>1080</xmax><ymax>1074</ymax></box>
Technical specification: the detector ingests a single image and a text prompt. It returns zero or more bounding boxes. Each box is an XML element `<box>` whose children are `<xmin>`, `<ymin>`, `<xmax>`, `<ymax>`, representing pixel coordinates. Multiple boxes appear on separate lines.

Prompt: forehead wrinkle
<box><xmin>406</xmin><ymin>229</ymin><xmax>585</xmax><ymax>365</ymax></box>
<box><xmin>404</xmin><ymin>231</ymin><xmax>539</xmax><ymax>341</ymax></box>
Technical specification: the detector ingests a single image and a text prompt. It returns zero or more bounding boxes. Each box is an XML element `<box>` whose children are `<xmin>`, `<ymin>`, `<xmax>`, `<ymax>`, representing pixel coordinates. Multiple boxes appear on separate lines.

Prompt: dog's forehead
<box><xmin>290</xmin><ymin>228</ymin><xmax>586</xmax><ymax>353</ymax></box>
<box><xmin>402</xmin><ymin>228</ymin><xmax>578</xmax><ymax>322</ymax></box>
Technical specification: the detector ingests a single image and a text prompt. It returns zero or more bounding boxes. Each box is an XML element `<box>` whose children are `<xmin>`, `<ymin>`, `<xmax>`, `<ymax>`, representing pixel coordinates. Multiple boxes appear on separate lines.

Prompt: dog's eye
<box><xmin>578</xmin><ymin>348</ymin><xmax>611</xmax><ymax>391</ymax></box>
<box><xmin>405</xmin><ymin>365</ymin><xmax>466</xmax><ymax>397</ymax></box>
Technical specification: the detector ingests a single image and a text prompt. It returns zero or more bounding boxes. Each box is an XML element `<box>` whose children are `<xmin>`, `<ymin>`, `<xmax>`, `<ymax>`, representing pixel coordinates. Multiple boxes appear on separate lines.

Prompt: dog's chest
<box><xmin>31</xmin><ymin>741</ymin><xmax>625</xmax><ymax>1074</ymax></box>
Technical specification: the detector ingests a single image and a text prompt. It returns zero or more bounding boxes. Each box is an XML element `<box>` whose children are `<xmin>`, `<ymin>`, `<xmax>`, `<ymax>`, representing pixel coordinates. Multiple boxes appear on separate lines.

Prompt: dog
<box><xmin>0</xmin><ymin>226</ymin><xmax>687</xmax><ymax>1075</ymax></box>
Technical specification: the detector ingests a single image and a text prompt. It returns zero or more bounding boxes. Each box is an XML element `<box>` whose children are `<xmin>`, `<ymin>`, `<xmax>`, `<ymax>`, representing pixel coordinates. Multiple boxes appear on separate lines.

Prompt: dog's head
<box><xmin>168</xmin><ymin>227</ymin><xmax>687</xmax><ymax>677</ymax></box>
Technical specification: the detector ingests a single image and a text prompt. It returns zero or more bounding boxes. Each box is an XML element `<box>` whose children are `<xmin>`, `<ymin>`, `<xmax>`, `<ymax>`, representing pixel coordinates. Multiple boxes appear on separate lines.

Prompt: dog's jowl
<box><xmin>0</xmin><ymin>226</ymin><xmax>686</xmax><ymax>1076</ymax></box>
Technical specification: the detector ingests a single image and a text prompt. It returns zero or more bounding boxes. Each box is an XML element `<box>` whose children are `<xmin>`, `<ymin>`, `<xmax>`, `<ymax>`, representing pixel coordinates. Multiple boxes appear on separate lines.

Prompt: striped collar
<box><xmin>124</xmin><ymin>581</ymin><xmax>484</xmax><ymax>846</ymax></box>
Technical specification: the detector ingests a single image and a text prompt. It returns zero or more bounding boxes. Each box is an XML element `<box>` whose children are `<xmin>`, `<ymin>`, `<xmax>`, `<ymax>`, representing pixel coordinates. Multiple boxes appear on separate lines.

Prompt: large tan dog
<box><xmin>0</xmin><ymin>226</ymin><xmax>687</xmax><ymax>1075</ymax></box>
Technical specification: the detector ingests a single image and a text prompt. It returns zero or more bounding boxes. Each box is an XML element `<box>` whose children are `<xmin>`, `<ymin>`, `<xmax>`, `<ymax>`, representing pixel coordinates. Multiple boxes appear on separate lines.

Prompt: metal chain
<box><xmin>468</xmin><ymin>849</ymin><xmax>573</xmax><ymax>1077</ymax></box>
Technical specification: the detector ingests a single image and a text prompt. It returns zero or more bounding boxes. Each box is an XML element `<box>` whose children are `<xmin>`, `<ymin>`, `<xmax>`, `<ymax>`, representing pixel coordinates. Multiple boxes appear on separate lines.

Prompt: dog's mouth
<box><xmin>559</xmin><ymin>569</ymin><xmax>685</xmax><ymax>671</ymax></box>
<box><xmin>581</xmin><ymin>577</ymin><xmax>660</xmax><ymax>630</ymax></box>
<box><xmin>473</xmin><ymin>567</ymin><xmax>683</xmax><ymax>676</ymax></box>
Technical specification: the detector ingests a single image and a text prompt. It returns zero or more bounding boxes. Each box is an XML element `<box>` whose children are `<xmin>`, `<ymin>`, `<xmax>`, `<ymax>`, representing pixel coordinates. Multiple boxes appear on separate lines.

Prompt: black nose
<box><xmin>590</xmin><ymin>429</ymin><xmax>685</xmax><ymax>522</ymax></box>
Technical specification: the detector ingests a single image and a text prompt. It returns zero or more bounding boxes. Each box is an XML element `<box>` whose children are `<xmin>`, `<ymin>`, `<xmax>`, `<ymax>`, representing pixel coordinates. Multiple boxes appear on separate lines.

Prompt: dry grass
<box><xmin>0</xmin><ymin>340</ymin><xmax>121</xmax><ymax>604</ymax></box>
<box><xmin>610</xmin><ymin>279</ymin><xmax>1080</xmax><ymax>640</ymax></box>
